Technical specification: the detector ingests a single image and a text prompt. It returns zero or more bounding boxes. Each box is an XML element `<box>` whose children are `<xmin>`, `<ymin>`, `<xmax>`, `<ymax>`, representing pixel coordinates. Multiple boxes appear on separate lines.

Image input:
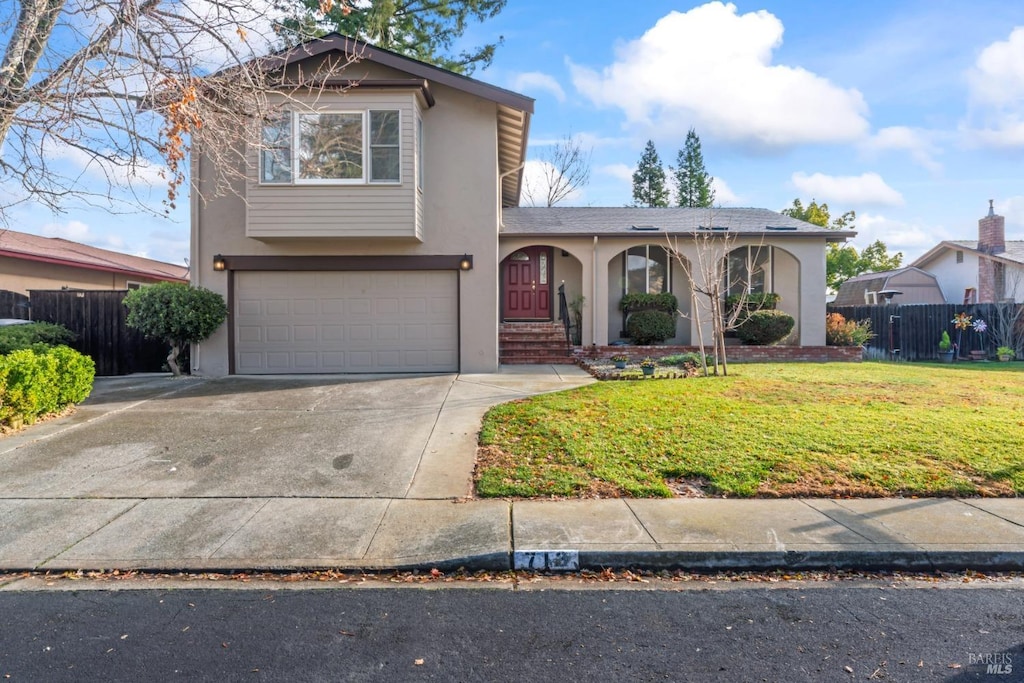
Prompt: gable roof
<box><xmin>501</xmin><ymin>207</ymin><xmax>854</xmax><ymax>241</ymax></box>
<box><xmin>912</xmin><ymin>240</ymin><xmax>1024</xmax><ymax>269</ymax></box>
<box><xmin>0</xmin><ymin>229</ymin><xmax>189</xmax><ymax>282</ymax></box>
<box><xmin>832</xmin><ymin>266</ymin><xmax>943</xmax><ymax>306</ymax></box>
<box><xmin>261</xmin><ymin>33</ymin><xmax>533</xmax><ymax>207</ymax></box>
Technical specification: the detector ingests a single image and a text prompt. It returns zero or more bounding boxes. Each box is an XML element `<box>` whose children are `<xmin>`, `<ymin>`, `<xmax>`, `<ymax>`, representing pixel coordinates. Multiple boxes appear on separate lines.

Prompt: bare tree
<box><xmin>667</xmin><ymin>213</ymin><xmax>770</xmax><ymax>376</ymax></box>
<box><xmin>0</xmin><ymin>0</ymin><xmax>358</xmax><ymax>219</ymax></box>
<box><xmin>522</xmin><ymin>134</ymin><xmax>591</xmax><ymax>207</ymax></box>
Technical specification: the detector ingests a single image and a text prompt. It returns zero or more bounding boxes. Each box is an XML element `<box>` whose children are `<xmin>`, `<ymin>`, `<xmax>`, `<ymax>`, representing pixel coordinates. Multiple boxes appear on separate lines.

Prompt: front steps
<box><xmin>499</xmin><ymin>321</ymin><xmax>575</xmax><ymax>365</ymax></box>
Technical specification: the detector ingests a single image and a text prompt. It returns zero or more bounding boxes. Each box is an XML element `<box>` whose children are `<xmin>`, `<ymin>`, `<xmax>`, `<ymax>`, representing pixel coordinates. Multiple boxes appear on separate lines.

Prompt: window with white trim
<box><xmin>624</xmin><ymin>245</ymin><xmax>670</xmax><ymax>294</ymax></box>
<box><xmin>260</xmin><ymin>109</ymin><xmax>401</xmax><ymax>184</ymax></box>
<box><xmin>726</xmin><ymin>246</ymin><xmax>772</xmax><ymax>297</ymax></box>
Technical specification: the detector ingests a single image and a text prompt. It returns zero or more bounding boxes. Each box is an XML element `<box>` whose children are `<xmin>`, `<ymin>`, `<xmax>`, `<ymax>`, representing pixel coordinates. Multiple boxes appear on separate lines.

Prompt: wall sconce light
<box><xmin>212</xmin><ymin>254</ymin><xmax>226</xmax><ymax>271</ymax></box>
<box><xmin>459</xmin><ymin>254</ymin><xmax>473</xmax><ymax>271</ymax></box>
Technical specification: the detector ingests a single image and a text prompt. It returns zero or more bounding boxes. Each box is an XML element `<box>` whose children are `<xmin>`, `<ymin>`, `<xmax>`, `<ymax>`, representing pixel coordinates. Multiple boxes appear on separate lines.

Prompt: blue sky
<box><xmin>12</xmin><ymin>1</ymin><xmax>1024</xmax><ymax>267</ymax></box>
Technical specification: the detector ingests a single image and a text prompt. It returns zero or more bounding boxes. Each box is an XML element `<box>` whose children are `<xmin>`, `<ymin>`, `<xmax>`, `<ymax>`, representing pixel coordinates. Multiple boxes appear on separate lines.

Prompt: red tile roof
<box><xmin>0</xmin><ymin>229</ymin><xmax>188</xmax><ymax>282</ymax></box>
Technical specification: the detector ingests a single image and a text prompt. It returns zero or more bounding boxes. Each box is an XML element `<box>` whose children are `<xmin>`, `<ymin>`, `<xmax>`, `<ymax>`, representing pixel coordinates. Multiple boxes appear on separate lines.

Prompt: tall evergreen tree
<box><xmin>674</xmin><ymin>128</ymin><xmax>715</xmax><ymax>208</ymax></box>
<box><xmin>275</xmin><ymin>0</ymin><xmax>506</xmax><ymax>75</ymax></box>
<box><xmin>631</xmin><ymin>140</ymin><xmax>669</xmax><ymax>208</ymax></box>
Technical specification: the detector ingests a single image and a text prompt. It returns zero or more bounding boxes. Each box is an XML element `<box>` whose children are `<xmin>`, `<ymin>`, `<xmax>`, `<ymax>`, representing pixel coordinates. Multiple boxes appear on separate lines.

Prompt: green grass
<box><xmin>475</xmin><ymin>362</ymin><xmax>1024</xmax><ymax>499</ymax></box>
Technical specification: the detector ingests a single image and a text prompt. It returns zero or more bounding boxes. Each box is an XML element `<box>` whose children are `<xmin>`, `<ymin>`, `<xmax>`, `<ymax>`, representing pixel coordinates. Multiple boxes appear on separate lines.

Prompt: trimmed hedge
<box><xmin>0</xmin><ymin>322</ymin><xmax>75</xmax><ymax>354</ymax></box>
<box><xmin>737</xmin><ymin>310</ymin><xmax>795</xmax><ymax>345</ymax></box>
<box><xmin>626</xmin><ymin>310</ymin><xmax>677</xmax><ymax>345</ymax></box>
<box><xmin>0</xmin><ymin>345</ymin><xmax>95</xmax><ymax>426</ymax></box>
<box><xmin>619</xmin><ymin>292</ymin><xmax>678</xmax><ymax>313</ymax></box>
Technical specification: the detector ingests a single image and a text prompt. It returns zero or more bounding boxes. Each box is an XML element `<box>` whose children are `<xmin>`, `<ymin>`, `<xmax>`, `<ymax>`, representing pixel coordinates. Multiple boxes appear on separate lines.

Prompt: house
<box><xmin>191</xmin><ymin>34</ymin><xmax>853</xmax><ymax>376</ymax></box>
<box><xmin>832</xmin><ymin>266</ymin><xmax>945</xmax><ymax>306</ymax></box>
<box><xmin>912</xmin><ymin>202</ymin><xmax>1024</xmax><ymax>304</ymax></box>
<box><xmin>0</xmin><ymin>228</ymin><xmax>189</xmax><ymax>295</ymax></box>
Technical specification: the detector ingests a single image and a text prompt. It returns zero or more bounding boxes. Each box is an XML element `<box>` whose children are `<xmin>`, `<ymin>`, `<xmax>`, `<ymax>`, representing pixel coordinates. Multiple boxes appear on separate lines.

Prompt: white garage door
<box><xmin>235</xmin><ymin>271</ymin><xmax>458</xmax><ymax>374</ymax></box>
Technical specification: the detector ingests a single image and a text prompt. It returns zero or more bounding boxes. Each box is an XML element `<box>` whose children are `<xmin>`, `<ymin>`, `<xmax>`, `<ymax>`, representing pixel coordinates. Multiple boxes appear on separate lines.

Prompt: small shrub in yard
<box><xmin>125</xmin><ymin>282</ymin><xmax>227</xmax><ymax>376</ymax></box>
<box><xmin>626</xmin><ymin>310</ymin><xmax>676</xmax><ymax>345</ymax></box>
<box><xmin>826</xmin><ymin>312</ymin><xmax>874</xmax><ymax>346</ymax></box>
<box><xmin>737</xmin><ymin>310</ymin><xmax>794</xmax><ymax>345</ymax></box>
<box><xmin>660</xmin><ymin>352</ymin><xmax>711</xmax><ymax>367</ymax></box>
<box><xmin>0</xmin><ymin>346</ymin><xmax>94</xmax><ymax>426</ymax></box>
<box><xmin>0</xmin><ymin>322</ymin><xmax>75</xmax><ymax>354</ymax></box>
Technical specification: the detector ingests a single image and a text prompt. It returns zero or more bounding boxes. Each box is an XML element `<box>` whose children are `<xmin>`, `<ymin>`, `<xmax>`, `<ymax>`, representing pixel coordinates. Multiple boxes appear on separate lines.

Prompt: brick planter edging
<box><xmin>574</xmin><ymin>345</ymin><xmax>864</xmax><ymax>363</ymax></box>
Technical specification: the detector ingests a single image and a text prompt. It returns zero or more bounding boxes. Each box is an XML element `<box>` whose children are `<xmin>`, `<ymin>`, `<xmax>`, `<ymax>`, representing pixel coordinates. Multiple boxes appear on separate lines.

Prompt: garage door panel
<box><xmin>235</xmin><ymin>270</ymin><xmax>458</xmax><ymax>374</ymax></box>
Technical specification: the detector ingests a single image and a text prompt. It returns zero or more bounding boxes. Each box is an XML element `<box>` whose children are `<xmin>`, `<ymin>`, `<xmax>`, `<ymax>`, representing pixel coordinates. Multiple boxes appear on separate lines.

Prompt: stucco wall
<box><xmin>192</xmin><ymin>81</ymin><xmax>502</xmax><ymax>375</ymax></box>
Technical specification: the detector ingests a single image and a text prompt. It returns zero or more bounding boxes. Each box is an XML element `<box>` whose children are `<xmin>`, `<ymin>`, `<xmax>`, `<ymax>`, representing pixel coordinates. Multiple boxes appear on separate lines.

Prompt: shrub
<box><xmin>660</xmin><ymin>352</ymin><xmax>711</xmax><ymax>367</ymax></box>
<box><xmin>125</xmin><ymin>283</ymin><xmax>227</xmax><ymax>376</ymax></box>
<box><xmin>725</xmin><ymin>292</ymin><xmax>780</xmax><ymax>316</ymax></box>
<box><xmin>619</xmin><ymin>292</ymin><xmax>678</xmax><ymax>313</ymax></box>
<box><xmin>626</xmin><ymin>310</ymin><xmax>676</xmax><ymax>345</ymax></box>
<box><xmin>825</xmin><ymin>313</ymin><xmax>874</xmax><ymax>347</ymax></box>
<box><xmin>737</xmin><ymin>310</ymin><xmax>795</xmax><ymax>345</ymax></box>
<box><xmin>0</xmin><ymin>346</ymin><xmax>94</xmax><ymax>426</ymax></box>
<box><xmin>0</xmin><ymin>322</ymin><xmax>75</xmax><ymax>354</ymax></box>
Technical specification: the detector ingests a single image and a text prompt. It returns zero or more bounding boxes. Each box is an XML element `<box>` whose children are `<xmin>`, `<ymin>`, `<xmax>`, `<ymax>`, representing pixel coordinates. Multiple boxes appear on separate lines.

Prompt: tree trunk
<box><xmin>167</xmin><ymin>343</ymin><xmax>181</xmax><ymax>376</ymax></box>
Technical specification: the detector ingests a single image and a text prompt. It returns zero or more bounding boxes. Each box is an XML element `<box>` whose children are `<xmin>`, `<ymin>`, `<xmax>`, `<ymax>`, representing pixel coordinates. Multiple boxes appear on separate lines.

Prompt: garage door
<box><xmin>234</xmin><ymin>271</ymin><xmax>458</xmax><ymax>374</ymax></box>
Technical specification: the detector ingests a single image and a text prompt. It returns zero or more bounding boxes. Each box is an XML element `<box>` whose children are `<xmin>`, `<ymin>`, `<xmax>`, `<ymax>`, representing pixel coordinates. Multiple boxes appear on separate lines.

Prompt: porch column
<box><xmin>592</xmin><ymin>236</ymin><xmax>609</xmax><ymax>346</ymax></box>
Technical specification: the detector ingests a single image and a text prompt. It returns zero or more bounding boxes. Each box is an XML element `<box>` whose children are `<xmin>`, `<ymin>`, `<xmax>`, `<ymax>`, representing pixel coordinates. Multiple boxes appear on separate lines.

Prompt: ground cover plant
<box><xmin>476</xmin><ymin>362</ymin><xmax>1024</xmax><ymax>499</ymax></box>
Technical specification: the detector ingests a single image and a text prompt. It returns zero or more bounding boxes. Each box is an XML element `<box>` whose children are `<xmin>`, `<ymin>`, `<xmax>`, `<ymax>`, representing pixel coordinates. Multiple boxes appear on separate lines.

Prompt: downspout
<box><xmin>592</xmin><ymin>235</ymin><xmax>598</xmax><ymax>348</ymax></box>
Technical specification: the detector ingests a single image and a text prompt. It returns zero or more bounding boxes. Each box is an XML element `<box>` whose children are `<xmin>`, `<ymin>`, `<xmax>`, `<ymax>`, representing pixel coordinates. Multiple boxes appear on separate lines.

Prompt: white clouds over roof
<box><xmin>964</xmin><ymin>26</ymin><xmax>1024</xmax><ymax>148</ymax></box>
<box><xmin>568</xmin><ymin>2</ymin><xmax>869</xmax><ymax>149</ymax></box>
<box><xmin>791</xmin><ymin>172</ymin><xmax>904</xmax><ymax>207</ymax></box>
<box><xmin>511</xmin><ymin>72</ymin><xmax>566</xmax><ymax>102</ymax></box>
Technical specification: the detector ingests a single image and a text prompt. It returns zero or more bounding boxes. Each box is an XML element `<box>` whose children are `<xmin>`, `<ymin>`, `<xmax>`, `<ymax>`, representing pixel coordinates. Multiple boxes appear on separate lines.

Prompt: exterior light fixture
<box><xmin>212</xmin><ymin>254</ymin><xmax>226</xmax><ymax>271</ymax></box>
<box><xmin>459</xmin><ymin>254</ymin><xmax>473</xmax><ymax>271</ymax></box>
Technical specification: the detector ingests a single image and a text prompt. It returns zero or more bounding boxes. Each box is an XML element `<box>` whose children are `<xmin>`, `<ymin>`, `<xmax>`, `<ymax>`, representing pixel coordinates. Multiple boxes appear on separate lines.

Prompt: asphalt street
<box><xmin>2</xmin><ymin>582</ymin><xmax>1023</xmax><ymax>682</ymax></box>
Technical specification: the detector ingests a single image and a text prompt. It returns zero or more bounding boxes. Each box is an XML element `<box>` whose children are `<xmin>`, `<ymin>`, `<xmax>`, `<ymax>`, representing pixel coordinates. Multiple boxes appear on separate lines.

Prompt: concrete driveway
<box><xmin>0</xmin><ymin>367</ymin><xmax>594</xmax><ymax>502</ymax></box>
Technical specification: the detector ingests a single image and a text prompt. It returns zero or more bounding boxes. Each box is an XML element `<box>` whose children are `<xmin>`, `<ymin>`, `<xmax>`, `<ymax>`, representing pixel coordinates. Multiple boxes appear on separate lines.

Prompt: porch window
<box><xmin>726</xmin><ymin>246</ymin><xmax>772</xmax><ymax>297</ymax></box>
<box><xmin>625</xmin><ymin>245</ymin><xmax>670</xmax><ymax>294</ymax></box>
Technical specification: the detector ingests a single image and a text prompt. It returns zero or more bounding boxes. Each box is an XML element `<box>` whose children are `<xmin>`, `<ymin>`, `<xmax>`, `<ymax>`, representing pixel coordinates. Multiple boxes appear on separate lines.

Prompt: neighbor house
<box><xmin>0</xmin><ymin>228</ymin><xmax>189</xmax><ymax>295</ymax></box>
<box><xmin>912</xmin><ymin>202</ymin><xmax>1024</xmax><ymax>304</ymax></box>
<box><xmin>832</xmin><ymin>266</ymin><xmax>945</xmax><ymax>306</ymax></box>
<box><xmin>190</xmin><ymin>34</ymin><xmax>853</xmax><ymax>376</ymax></box>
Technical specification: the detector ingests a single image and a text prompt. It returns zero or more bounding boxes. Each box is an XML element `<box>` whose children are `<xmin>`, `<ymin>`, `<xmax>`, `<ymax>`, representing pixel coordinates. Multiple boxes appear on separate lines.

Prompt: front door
<box><xmin>503</xmin><ymin>246</ymin><xmax>552</xmax><ymax>320</ymax></box>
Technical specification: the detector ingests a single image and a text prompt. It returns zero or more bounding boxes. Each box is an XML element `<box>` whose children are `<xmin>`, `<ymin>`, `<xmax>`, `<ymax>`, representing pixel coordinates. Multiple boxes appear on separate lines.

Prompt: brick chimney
<box><xmin>978</xmin><ymin>199</ymin><xmax>1005</xmax><ymax>254</ymax></box>
<box><xmin>977</xmin><ymin>200</ymin><xmax>1006</xmax><ymax>302</ymax></box>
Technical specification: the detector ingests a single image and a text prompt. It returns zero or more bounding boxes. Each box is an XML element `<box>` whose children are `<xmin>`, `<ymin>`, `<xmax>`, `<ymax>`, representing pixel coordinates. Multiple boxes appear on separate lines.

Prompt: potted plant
<box><xmin>997</xmin><ymin>346</ymin><xmax>1016</xmax><ymax>362</ymax></box>
<box><xmin>639</xmin><ymin>357</ymin><xmax>657</xmax><ymax>377</ymax></box>
<box><xmin>610</xmin><ymin>353</ymin><xmax>628</xmax><ymax>370</ymax></box>
<box><xmin>938</xmin><ymin>330</ymin><xmax>954</xmax><ymax>363</ymax></box>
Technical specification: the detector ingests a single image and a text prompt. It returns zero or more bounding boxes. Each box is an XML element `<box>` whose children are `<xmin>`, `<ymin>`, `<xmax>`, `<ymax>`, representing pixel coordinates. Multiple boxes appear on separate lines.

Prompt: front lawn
<box><xmin>475</xmin><ymin>362</ymin><xmax>1024</xmax><ymax>498</ymax></box>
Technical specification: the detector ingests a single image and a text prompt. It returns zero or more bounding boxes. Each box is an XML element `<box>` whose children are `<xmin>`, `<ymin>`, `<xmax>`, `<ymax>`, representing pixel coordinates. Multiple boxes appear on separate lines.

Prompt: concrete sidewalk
<box><xmin>2</xmin><ymin>367</ymin><xmax>1024</xmax><ymax>574</ymax></box>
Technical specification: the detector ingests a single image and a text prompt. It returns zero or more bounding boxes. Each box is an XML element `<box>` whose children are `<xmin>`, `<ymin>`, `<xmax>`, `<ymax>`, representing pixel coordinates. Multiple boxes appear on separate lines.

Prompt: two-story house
<box><xmin>191</xmin><ymin>34</ymin><xmax>851</xmax><ymax>376</ymax></box>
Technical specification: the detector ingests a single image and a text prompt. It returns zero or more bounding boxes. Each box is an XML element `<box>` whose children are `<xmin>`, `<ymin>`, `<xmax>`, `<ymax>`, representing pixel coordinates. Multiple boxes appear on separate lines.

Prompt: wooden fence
<box><xmin>0</xmin><ymin>290</ymin><xmax>30</xmax><ymax>319</ymax></box>
<box><xmin>827</xmin><ymin>303</ymin><xmax>1022</xmax><ymax>361</ymax></box>
<box><xmin>28</xmin><ymin>290</ymin><xmax>168</xmax><ymax>376</ymax></box>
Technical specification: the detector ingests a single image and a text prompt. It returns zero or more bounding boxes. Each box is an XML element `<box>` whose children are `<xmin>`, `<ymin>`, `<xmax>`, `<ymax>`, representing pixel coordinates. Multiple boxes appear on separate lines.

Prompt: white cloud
<box><xmin>856</xmin><ymin>213</ymin><xmax>950</xmax><ymax>259</ymax></box>
<box><xmin>997</xmin><ymin>196</ymin><xmax>1024</xmax><ymax>233</ymax></box>
<box><xmin>711</xmin><ymin>177</ymin><xmax>739</xmax><ymax>205</ymax></box>
<box><xmin>568</xmin><ymin>2</ymin><xmax>869</xmax><ymax>149</ymax></box>
<box><xmin>39</xmin><ymin>220</ymin><xmax>131</xmax><ymax>253</ymax></box>
<box><xmin>862</xmin><ymin>126</ymin><xmax>942</xmax><ymax>173</ymax></box>
<box><xmin>963</xmin><ymin>26</ymin><xmax>1024</xmax><ymax>149</ymax></box>
<box><xmin>791</xmin><ymin>172</ymin><xmax>904</xmax><ymax>207</ymax></box>
<box><xmin>598</xmin><ymin>163</ymin><xmax>635</xmax><ymax>185</ymax></box>
<box><xmin>511</xmin><ymin>72</ymin><xmax>566</xmax><ymax>102</ymax></box>
<box><xmin>45</xmin><ymin>141</ymin><xmax>167</xmax><ymax>187</ymax></box>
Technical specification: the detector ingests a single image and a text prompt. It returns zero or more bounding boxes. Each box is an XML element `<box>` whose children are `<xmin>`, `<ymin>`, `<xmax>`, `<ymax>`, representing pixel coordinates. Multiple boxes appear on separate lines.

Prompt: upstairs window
<box><xmin>260</xmin><ymin>109</ymin><xmax>401</xmax><ymax>185</ymax></box>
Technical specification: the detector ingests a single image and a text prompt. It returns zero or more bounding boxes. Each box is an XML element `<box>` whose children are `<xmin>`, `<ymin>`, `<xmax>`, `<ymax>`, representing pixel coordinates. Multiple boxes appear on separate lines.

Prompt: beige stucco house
<box><xmin>191</xmin><ymin>35</ymin><xmax>852</xmax><ymax>376</ymax></box>
<box><xmin>0</xmin><ymin>228</ymin><xmax>188</xmax><ymax>295</ymax></box>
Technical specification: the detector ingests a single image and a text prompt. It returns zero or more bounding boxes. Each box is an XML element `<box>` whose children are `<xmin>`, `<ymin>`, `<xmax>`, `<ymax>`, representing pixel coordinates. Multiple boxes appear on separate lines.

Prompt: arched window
<box><xmin>625</xmin><ymin>245</ymin><xmax>670</xmax><ymax>294</ymax></box>
<box><xmin>726</xmin><ymin>246</ymin><xmax>772</xmax><ymax>297</ymax></box>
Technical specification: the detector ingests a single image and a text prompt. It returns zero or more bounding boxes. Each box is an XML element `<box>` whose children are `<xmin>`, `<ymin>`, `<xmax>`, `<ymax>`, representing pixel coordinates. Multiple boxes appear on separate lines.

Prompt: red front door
<box><xmin>503</xmin><ymin>246</ymin><xmax>552</xmax><ymax>320</ymax></box>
